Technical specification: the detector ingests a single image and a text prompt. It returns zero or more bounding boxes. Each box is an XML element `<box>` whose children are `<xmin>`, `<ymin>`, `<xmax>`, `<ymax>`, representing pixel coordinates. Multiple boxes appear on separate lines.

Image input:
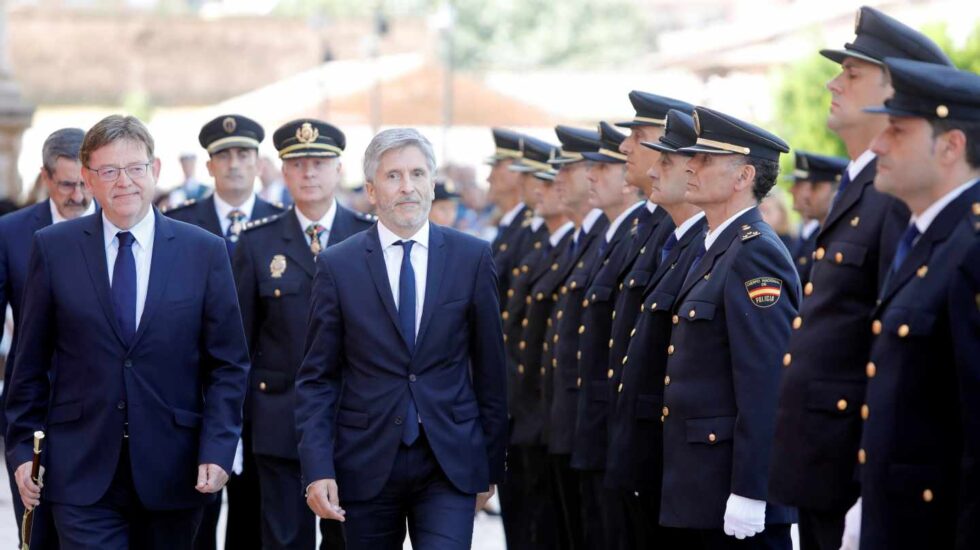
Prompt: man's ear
<box><xmin>364</xmin><ymin>181</ymin><xmax>378</xmax><ymax>205</ymax></box>
<box><xmin>735</xmin><ymin>160</ymin><xmax>756</xmax><ymax>192</ymax></box>
<box><xmin>152</xmin><ymin>156</ymin><xmax>162</xmax><ymax>180</ymax></box>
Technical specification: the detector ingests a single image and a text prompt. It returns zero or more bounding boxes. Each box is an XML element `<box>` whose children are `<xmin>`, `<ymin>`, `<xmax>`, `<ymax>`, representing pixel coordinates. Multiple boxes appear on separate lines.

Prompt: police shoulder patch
<box><xmin>744</xmin><ymin>277</ymin><xmax>782</xmax><ymax>308</ymax></box>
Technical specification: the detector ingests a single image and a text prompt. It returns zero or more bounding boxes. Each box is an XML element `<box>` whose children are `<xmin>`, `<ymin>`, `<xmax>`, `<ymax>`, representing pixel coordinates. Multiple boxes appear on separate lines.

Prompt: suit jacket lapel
<box><xmin>647</xmin><ymin>217</ymin><xmax>706</xmax><ymax>293</ymax></box>
<box><xmin>364</xmin><ymin>226</ymin><xmax>410</xmax><ymax>350</ymax></box>
<box><xmin>35</xmin><ymin>199</ymin><xmax>53</xmax><ymax>229</ymax></box>
<box><xmin>415</xmin><ymin>225</ymin><xmax>446</xmax><ymax>347</ymax></box>
<box><xmin>281</xmin><ymin>209</ymin><xmax>316</xmax><ymax>278</ymax></box>
<box><xmin>677</xmin><ymin>212</ymin><xmax>749</xmax><ymax>300</ymax></box>
<box><xmin>79</xmin><ymin>214</ymin><xmax>127</xmax><ymax>347</ymax></box>
<box><xmin>821</xmin><ymin>160</ymin><xmax>876</xmax><ymax>236</ymax></box>
<box><xmin>130</xmin><ymin>210</ymin><xmax>176</xmax><ymax>349</ymax></box>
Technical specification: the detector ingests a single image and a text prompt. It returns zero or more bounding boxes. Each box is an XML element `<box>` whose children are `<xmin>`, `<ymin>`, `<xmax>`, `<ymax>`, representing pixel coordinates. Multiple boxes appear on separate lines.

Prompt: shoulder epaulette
<box><xmin>161</xmin><ymin>198</ymin><xmax>197</xmax><ymax>214</ymax></box>
<box><xmin>354</xmin><ymin>210</ymin><xmax>377</xmax><ymax>223</ymax></box>
<box><xmin>740</xmin><ymin>223</ymin><xmax>762</xmax><ymax>242</ymax></box>
<box><xmin>970</xmin><ymin>201</ymin><xmax>980</xmax><ymax>233</ymax></box>
<box><xmin>243</xmin><ymin>212</ymin><xmax>286</xmax><ymax>232</ymax></box>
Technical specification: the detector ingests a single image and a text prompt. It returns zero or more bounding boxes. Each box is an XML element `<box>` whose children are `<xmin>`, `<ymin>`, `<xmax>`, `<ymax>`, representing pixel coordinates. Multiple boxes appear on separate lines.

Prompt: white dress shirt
<box><xmin>574</xmin><ymin>208</ymin><xmax>605</xmax><ymax>243</ymax></box>
<box><xmin>102</xmin><ymin>209</ymin><xmax>156</xmax><ymax>329</ymax></box>
<box><xmin>704</xmin><ymin>206</ymin><xmax>755</xmax><ymax>252</ymax></box>
<box><xmin>499</xmin><ymin>202</ymin><xmax>526</xmax><ymax>228</ymax></box>
<box><xmin>910</xmin><ymin>178</ymin><xmax>978</xmax><ymax>235</ymax></box>
<box><xmin>846</xmin><ymin>149</ymin><xmax>877</xmax><ymax>182</ymax></box>
<box><xmin>645</xmin><ymin>200</ymin><xmax>658</xmax><ymax>214</ymax></box>
<box><xmin>800</xmin><ymin>219</ymin><xmax>820</xmax><ymax>240</ymax></box>
<box><xmin>213</xmin><ymin>193</ymin><xmax>257</xmax><ymax>235</ymax></box>
<box><xmin>377</xmin><ymin>221</ymin><xmax>430</xmax><ymax>338</ymax></box>
<box><xmin>295</xmin><ymin>200</ymin><xmax>337</xmax><ymax>249</ymax></box>
<box><xmin>50</xmin><ymin>199</ymin><xmax>96</xmax><ymax>224</ymax></box>
<box><xmin>673</xmin><ymin>211</ymin><xmax>706</xmax><ymax>242</ymax></box>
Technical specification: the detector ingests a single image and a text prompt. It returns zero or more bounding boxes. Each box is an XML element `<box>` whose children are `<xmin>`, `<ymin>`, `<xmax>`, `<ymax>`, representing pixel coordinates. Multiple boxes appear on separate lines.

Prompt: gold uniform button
<box><xmin>591</xmin><ymin>293</ymin><xmax>597</xmax><ymax>301</ymax></box>
<box><xmin>872</xmin><ymin>320</ymin><xmax>882</xmax><ymax>335</ymax></box>
<box><xmin>622</xmin><ymin>355</ymin><xmax>628</xmax><ymax>365</ymax></box>
<box><xmin>540</xmin><ymin>367</ymin><xmax>546</xmax><ymax>376</ymax></box>
<box><xmin>507</xmin><ymin>289</ymin><xmax>515</xmax><ymax>298</ymax></box>
<box><xmin>534</xmin><ymin>242</ymin><xmax>542</xmax><ymax>250</ymax></box>
<box><xmin>544</xmin><ymin>342</ymin><xmax>549</xmax><ymax>351</ymax></box>
<box><xmin>664</xmin><ymin>375</ymin><xmax>670</xmax><ymax>386</ymax></box>
<box><xmin>898</xmin><ymin>324</ymin><xmax>910</xmax><ymax>338</ymax></box>
<box><xmin>259</xmin><ymin>382</ymin><xmax>268</xmax><ymax>391</ymax></box>
<box><xmin>571</xmin><ymin>281</ymin><xmax>578</xmax><ymax>289</ymax></box>
<box><xmin>858</xmin><ymin>449</ymin><xmax>867</xmax><ymax>464</ymax></box>
<box><xmin>923</xmin><ymin>489</ymin><xmax>934</xmax><ymax>503</ymax></box>
<box><xmin>783</xmin><ymin>353</ymin><xmax>792</xmax><ymax>367</ymax></box>
<box><xmin>662</xmin><ymin>406</ymin><xmax>669</xmax><ymax>417</ymax></box>
<box><xmin>551</xmin><ymin>263</ymin><xmax>559</xmax><ymax>271</ymax></box>
<box><xmin>619</xmin><ymin>283</ymin><xmax>624</xmax><ymax>291</ymax></box>
<box><xmin>792</xmin><ymin>316</ymin><xmax>802</xmax><ymax>330</ymax></box>
<box><xmin>554</xmin><ymin>334</ymin><xmax>559</xmax><ymax>343</ymax></box>
<box><xmin>866</xmin><ymin>361</ymin><xmax>877</xmax><ymax>378</ymax></box>
<box><xmin>836</xmin><ymin>399</ymin><xmax>848</xmax><ymax>411</ymax></box>
<box><xmin>629</xmin><ymin>278</ymin><xmax>636</xmax><ymax>287</ymax></box>
<box><xmin>917</xmin><ymin>265</ymin><xmax>928</xmax><ymax>278</ymax></box>
<box><xmin>850</xmin><ymin>216</ymin><xmax>860</xmax><ymax>227</ymax></box>
<box><xmin>577</xmin><ymin>377</ymin><xmax>582</xmax><ymax>387</ymax></box>
<box><xmin>607</xmin><ymin>369</ymin><xmax>614</xmax><ymax>379</ymax></box>
<box><xmin>583</xmin><ymin>299</ymin><xmax>590</xmax><ymax>308</ymax></box>
<box><xmin>536</xmin><ymin>292</ymin><xmax>544</xmax><ymax>301</ymax></box>
<box><xmin>522</xmin><ymin>265</ymin><xmax>529</xmax><ymax>273</ymax></box>
<box><xmin>835</xmin><ymin>251</ymin><xmax>844</xmax><ymax>264</ymax></box>
<box><xmin>708</xmin><ymin>433</ymin><xmax>717</xmax><ymax>443</ymax></box>
<box><xmin>561</xmin><ymin>286</ymin><xmax>568</xmax><ymax>294</ymax></box>
<box><xmin>525</xmin><ymin>296</ymin><xmax>532</xmax><ymax>305</ymax></box>
<box><xmin>522</xmin><ymin>319</ymin><xmax>529</xmax><ymax>328</ymax></box>
<box><xmin>274</xmin><ymin>289</ymin><xmax>281</xmax><ymax>297</ymax></box>
<box><xmin>814</xmin><ymin>247</ymin><xmax>826</xmax><ymax>260</ymax></box>
<box><xmin>804</xmin><ymin>282</ymin><xmax>814</xmax><ymax>296</ymax></box>
<box><xmin>630</xmin><ymin>328</ymin><xmax>637</xmax><ymax>338</ymax></box>
<box><xmin>579</xmin><ymin>325</ymin><xmax>586</xmax><ymax>334</ymax></box>
<box><xmin>609</xmin><ymin>338</ymin><xmax>614</xmax><ymax>348</ymax></box>
<box><xmin>576</xmin><ymin>351</ymin><xmax>582</xmax><ymax>360</ymax></box>
<box><xmin>512</xmin><ymin>268</ymin><xmax>520</xmax><ymax>277</ymax></box>
<box><xmin>667</xmin><ymin>344</ymin><xmax>675</xmax><ymax>355</ymax></box>
<box><xmin>688</xmin><ymin>309</ymin><xmax>696</xmax><ymax>319</ymax></box>
<box><xmin>672</xmin><ymin>315</ymin><xmax>679</xmax><ymax>325</ymax></box>
<box><xmin>861</xmin><ymin>404</ymin><xmax>869</xmax><ymax>420</ymax></box>
<box><xmin>502</xmin><ymin>312</ymin><xmax>510</xmax><ymax>320</ymax></box>
<box><xmin>518</xmin><ymin>364</ymin><xmax>525</xmax><ymax>374</ymax></box>
<box><xmin>499</xmin><ymin>243</ymin><xmax>508</xmax><ymax>252</ymax></box>
<box><xmin>651</xmin><ymin>302</ymin><xmax>658</xmax><ymax>310</ymax></box>
<box><xmin>618</xmin><ymin>383</ymin><xmax>624</xmax><ymax>393</ymax></box>
<box><xmin>612</xmin><ymin>310</ymin><xmax>617</xmax><ymax>320</ymax></box>
<box><xmin>557</xmin><ymin>311</ymin><xmax>563</xmax><ymax>319</ymax></box>
<box><xmin>518</xmin><ymin>341</ymin><xmax>526</xmax><ymax>350</ymax></box>
<box><xmin>640</xmin><ymin>246</ymin><xmax>646</xmax><ymax>255</ymax></box>
<box><xmin>974</xmin><ymin>202</ymin><xmax>980</xmax><ymax>216</ymax></box>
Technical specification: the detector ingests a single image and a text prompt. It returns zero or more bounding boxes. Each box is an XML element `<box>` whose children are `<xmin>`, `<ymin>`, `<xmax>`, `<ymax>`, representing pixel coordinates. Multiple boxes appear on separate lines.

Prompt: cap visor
<box><xmin>533</xmin><ymin>171</ymin><xmax>556</xmax><ymax>181</ymax></box>
<box><xmin>862</xmin><ymin>105</ymin><xmax>919</xmax><ymax>117</ymax></box>
<box><xmin>819</xmin><ymin>48</ymin><xmax>883</xmax><ymax>66</ymax></box>
<box><xmin>508</xmin><ymin>164</ymin><xmax>537</xmax><ymax>173</ymax></box>
<box><xmin>550</xmin><ymin>156</ymin><xmax>585</xmax><ymax>165</ymax></box>
<box><xmin>641</xmin><ymin>140</ymin><xmax>678</xmax><ymax>154</ymax></box>
<box><xmin>581</xmin><ymin>151</ymin><xmax>626</xmax><ymax>163</ymax></box>
<box><xmin>677</xmin><ymin>144</ymin><xmax>736</xmax><ymax>155</ymax></box>
<box><xmin>613</xmin><ymin>120</ymin><xmax>642</xmax><ymax>128</ymax></box>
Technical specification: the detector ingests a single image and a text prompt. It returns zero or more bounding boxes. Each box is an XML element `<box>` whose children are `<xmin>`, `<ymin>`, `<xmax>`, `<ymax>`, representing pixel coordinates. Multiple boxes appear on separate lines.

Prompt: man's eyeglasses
<box><xmin>55</xmin><ymin>181</ymin><xmax>86</xmax><ymax>193</ymax></box>
<box><xmin>86</xmin><ymin>163</ymin><xmax>151</xmax><ymax>183</ymax></box>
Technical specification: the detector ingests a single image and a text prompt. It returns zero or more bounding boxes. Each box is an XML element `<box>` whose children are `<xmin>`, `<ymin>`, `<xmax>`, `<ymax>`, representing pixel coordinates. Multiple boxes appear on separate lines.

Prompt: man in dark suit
<box><xmin>0</xmin><ymin>127</ymin><xmax>93</xmax><ymax>549</ymax></box>
<box><xmin>838</xmin><ymin>58</ymin><xmax>980</xmax><ymax>550</ymax></box>
<box><xmin>659</xmin><ymin>107</ymin><xmax>799</xmax><ymax>549</ymax></box>
<box><xmin>166</xmin><ymin>114</ymin><xmax>282</xmax><ymax>550</ymax></box>
<box><xmin>234</xmin><ymin>119</ymin><xmax>374</xmax><ymax>549</ymax></box>
<box><xmin>768</xmin><ymin>8</ymin><xmax>954</xmax><ymax>549</ymax></box>
<box><xmin>604</xmin><ymin>109</ymin><xmax>705</xmax><ymax>549</ymax></box>
<box><xmin>571</xmin><ymin>121</ymin><xmax>646</xmax><ymax>548</ymax></box>
<box><xmin>296</xmin><ymin>128</ymin><xmax>507</xmax><ymax>549</ymax></box>
<box><xmin>6</xmin><ymin>115</ymin><xmax>249</xmax><ymax>548</ymax></box>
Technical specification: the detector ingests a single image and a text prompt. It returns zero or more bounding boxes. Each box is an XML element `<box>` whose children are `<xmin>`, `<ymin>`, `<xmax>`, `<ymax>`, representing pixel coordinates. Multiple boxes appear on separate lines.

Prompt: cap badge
<box><xmin>296</xmin><ymin>122</ymin><xmax>319</xmax><ymax>144</ymax></box>
<box><xmin>222</xmin><ymin>117</ymin><xmax>237</xmax><ymax>134</ymax></box>
<box><xmin>693</xmin><ymin>111</ymin><xmax>702</xmax><ymax>135</ymax></box>
<box><xmin>270</xmin><ymin>254</ymin><xmax>287</xmax><ymax>279</ymax></box>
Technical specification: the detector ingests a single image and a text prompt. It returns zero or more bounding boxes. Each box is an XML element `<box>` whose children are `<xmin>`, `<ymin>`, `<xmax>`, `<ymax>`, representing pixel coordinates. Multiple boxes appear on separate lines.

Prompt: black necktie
<box><xmin>685</xmin><ymin>244</ymin><xmax>707</xmax><ymax>284</ymax></box>
<box><xmin>830</xmin><ymin>170</ymin><xmax>853</xmax><ymax>211</ymax></box>
<box><xmin>660</xmin><ymin>233</ymin><xmax>678</xmax><ymax>265</ymax></box>
<box><xmin>112</xmin><ymin>231</ymin><xmax>137</xmax><ymax>345</ymax></box>
<box><xmin>396</xmin><ymin>240</ymin><xmax>419</xmax><ymax>446</ymax></box>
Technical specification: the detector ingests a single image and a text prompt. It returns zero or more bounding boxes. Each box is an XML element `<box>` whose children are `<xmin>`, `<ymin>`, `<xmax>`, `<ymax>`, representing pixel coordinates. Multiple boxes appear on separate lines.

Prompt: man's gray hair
<box><xmin>42</xmin><ymin>128</ymin><xmax>85</xmax><ymax>174</ymax></box>
<box><xmin>362</xmin><ymin>128</ymin><xmax>437</xmax><ymax>183</ymax></box>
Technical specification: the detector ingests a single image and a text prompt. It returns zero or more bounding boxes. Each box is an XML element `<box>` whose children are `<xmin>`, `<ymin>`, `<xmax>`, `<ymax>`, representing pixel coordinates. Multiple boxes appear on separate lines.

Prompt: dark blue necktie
<box><xmin>660</xmin><ymin>233</ymin><xmax>678</xmax><ymax>265</ymax></box>
<box><xmin>396</xmin><ymin>240</ymin><xmax>419</xmax><ymax>446</ymax></box>
<box><xmin>225</xmin><ymin>209</ymin><xmax>246</xmax><ymax>256</ymax></box>
<box><xmin>112</xmin><ymin>231</ymin><xmax>137</xmax><ymax>345</ymax></box>
<box><xmin>831</xmin><ymin>170</ymin><xmax>852</xmax><ymax>210</ymax></box>
<box><xmin>685</xmin><ymin>244</ymin><xmax>707</xmax><ymax>284</ymax></box>
<box><xmin>890</xmin><ymin>224</ymin><xmax>921</xmax><ymax>276</ymax></box>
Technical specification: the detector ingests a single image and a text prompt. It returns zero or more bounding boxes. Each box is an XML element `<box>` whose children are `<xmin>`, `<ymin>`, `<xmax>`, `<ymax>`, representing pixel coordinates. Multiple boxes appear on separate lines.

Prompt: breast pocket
<box><xmin>881</xmin><ymin>307</ymin><xmax>936</xmax><ymax>338</ymax></box>
<box><xmin>259</xmin><ymin>279</ymin><xmax>301</xmax><ymax>299</ymax></box>
<box><xmin>586</xmin><ymin>285</ymin><xmax>614</xmax><ymax>305</ymax></box>
<box><xmin>685</xmin><ymin>416</ymin><xmax>735</xmax><ymax>446</ymax></box>
<box><xmin>624</xmin><ymin>270</ymin><xmax>652</xmax><ymax>291</ymax></box>
<box><xmin>644</xmin><ymin>291</ymin><xmax>676</xmax><ymax>315</ymax></box>
<box><xmin>676</xmin><ymin>300</ymin><xmax>717</xmax><ymax>322</ymax></box>
<box><xmin>825</xmin><ymin>241</ymin><xmax>868</xmax><ymax>269</ymax></box>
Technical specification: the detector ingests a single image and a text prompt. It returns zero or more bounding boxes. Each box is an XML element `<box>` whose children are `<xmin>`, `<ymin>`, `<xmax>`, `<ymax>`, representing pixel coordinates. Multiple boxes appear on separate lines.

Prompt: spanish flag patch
<box><xmin>744</xmin><ymin>277</ymin><xmax>782</xmax><ymax>308</ymax></box>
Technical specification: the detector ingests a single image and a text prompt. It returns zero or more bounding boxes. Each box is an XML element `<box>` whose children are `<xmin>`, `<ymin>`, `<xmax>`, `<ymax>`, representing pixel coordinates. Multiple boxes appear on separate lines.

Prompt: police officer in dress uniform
<box><xmin>788</xmin><ymin>151</ymin><xmax>847</xmax><ymax>283</ymax></box>
<box><xmin>166</xmin><ymin>114</ymin><xmax>284</xmax><ymax>550</ymax></box>
<box><xmin>507</xmin><ymin>137</ymin><xmax>572</xmax><ymax>549</ymax></box>
<box><xmin>659</xmin><ymin>107</ymin><xmax>799</xmax><ymax>549</ymax></box>
<box><xmin>837</xmin><ymin>58</ymin><xmax>980</xmax><ymax>550</ymax></box>
<box><xmin>233</xmin><ymin>119</ymin><xmax>374</xmax><ymax>549</ymax></box>
<box><xmin>767</xmin><ymin>8</ymin><xmax>954</xmax><ymax>549</ymax></box>
<box><xmin>570</xmin><ymin>121</ymin><xmax>647</xmax><ymax>549</ymax></box>
<box><xmin>488</xmin><ymin>129</ymin><xmax>536</xmax><ymax>307</ymax></box>
<box><xmin>604</xmin><ymin>110</ymin><xmax>706</xmax><ymax>550</ymax></box>
<box><xmin>544</xmin><ymin>125</ymin><xmax>608</xmax><ymax>549</ymax></box>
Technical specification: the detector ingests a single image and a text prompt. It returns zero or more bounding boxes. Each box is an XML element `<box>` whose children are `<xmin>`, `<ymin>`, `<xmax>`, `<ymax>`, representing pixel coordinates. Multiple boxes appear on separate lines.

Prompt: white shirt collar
<box><xmin>377</xmin><ymin>220</ymin><xmax>430</xmax><ymax>251</ymax></box>
<box><xmin>530</xmin><ymin>216</ymin><xmax>545</xmax><ymax>231</ymax></box>
<box><xmin>50</xmin><ymin>199</ymin><xmax>96</xmax><ymax>225</ymax></box>
<box><xmin>911</xmin><ymin>178</ymin><xmax>978</xmax><ymax>235</ymax></box>
<box><xmin>605</xmin><ymin>200</ymin><xmax>645</xmax><ymax>243</ymax></box>
<box><xmin>102</xmin><ymin>208</ymin><xmax>155</xmax><ymax>251</ymax></box>
<box><xmin>846</xmin><ymin>150</ymin><xmax>876</xmax><ymax>182</ymax></box>
<box><xmin>704</xmin><ymin>205</ymin><xmax>755</xmax><ymax>252</ymax></box>
<box><xmin>295</xmin><ymin>199</ymin><xmax>337</xmax><ymax>234</ymax></box>
<box><xmin>645</xmin><ymin>200</ymin><xmax>658</xmax><ymax>214</ymax></box>
<box><xmin>500</xmin><ymin>202</ymin><xmax>526</xmax><ymax>227</ymax></box>
<box><xmin>549</xmin><ymin>221</ymin><xmax>575</xmax><ymax>247</ymax></box>
<box><xmin>801</xmin><ymin>219</ymin><xmax>820</xmax><ymax>240</ymax></box>
<box><xmin>673</xmin><ymin>211</ymin><xmax>705</xmax><ymax>241</ymax></box>
<box><xmin>574</xmin><ymin>208</ymin><xmax>605</xmax><ymax>243</ymax></box>
<box><xmin>213</xmin><ymin>192</ymin><xmax>257</xmax><ymax>221</ymax></box>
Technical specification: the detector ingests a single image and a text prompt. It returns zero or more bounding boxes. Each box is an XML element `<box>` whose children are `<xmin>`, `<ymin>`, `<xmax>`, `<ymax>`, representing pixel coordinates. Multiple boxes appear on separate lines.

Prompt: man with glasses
<box><xmin>0</xmin><ymin>127</ymin><xmax>94</xmax><ymax>549</ymax></box>
<box><xmin>5</xmin><ymin>115</ymin><xmax>250</xmax><ymax>548</ymax></box>
<box><xmin>166</xmin><ymin>114</ymin><xmax>282</xmax><ymax>550</ymax></box>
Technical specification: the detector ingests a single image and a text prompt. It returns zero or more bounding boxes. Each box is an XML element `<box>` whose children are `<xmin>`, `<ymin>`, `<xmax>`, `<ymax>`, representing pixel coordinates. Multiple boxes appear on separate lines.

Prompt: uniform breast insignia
<box><xmin>745</xmin><ymin>277</ymin><xmax>783</xmax><ymax>308</ymax></box>
<box><xmin>270</xmin><ymin>254</ymin><xmax>287</xmax><ymax>278</ymax></box>
<box><xmin>740</xmin><ymin>224</ymin><xmax>762</xmax><ymax>241</ymax></box>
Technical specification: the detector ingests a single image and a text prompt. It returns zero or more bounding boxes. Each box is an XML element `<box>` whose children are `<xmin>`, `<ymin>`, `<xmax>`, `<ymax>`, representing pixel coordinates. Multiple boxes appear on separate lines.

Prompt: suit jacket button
<box><xmin>123</xmin><ymin>359</ymin><xmax>133</xmax><ymax>368</ymax></box>
<box><xmin>259</xmin><ymin>382</ymin><xmax>267</xmax><ymax>391</ymax></box>
<box><xmin>395</xmin><ymin>417</ymin><xmax>403</xmax><ymax>426</ymax></box>
<box><xmin>409</xmin><ymin>374</ymin><xmax>417</xmax><ymax>382</ymax></box>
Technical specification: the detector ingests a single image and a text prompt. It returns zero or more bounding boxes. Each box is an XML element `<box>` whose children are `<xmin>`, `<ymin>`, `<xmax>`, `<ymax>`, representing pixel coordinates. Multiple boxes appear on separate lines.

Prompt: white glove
<box><xmin>723</xmin><ymin>493</ymin><xmax>766</xmax><ymax>539</ymax></box>
<box><xmin>840</xmin><ymin>498</ymin><xmax>861</xmax><ymax>550</ymax></box>
<box><xmin>232</xmin><ymin>438</ymin><xmax>244</xmax><ymax>475</ymax></box>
